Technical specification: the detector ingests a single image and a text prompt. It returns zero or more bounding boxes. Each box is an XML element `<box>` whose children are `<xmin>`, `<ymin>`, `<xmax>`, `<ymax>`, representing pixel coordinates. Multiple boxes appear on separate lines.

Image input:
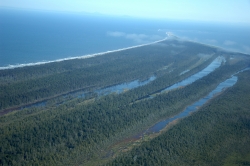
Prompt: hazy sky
<box><xmin>1</xmin><ymin>0</ymin><xmax>250</xmax><ymax>23</ymax></box>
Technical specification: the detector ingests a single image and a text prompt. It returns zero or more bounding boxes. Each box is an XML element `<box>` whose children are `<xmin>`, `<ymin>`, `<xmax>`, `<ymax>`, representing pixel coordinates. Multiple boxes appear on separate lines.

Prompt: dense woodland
<box><xmin>0</xmin><ymin>39</ymin><xmax>250</xmax><ymax>165</ymax></box>
<box><xmin>0</xmin><ymin>40</ymin><xmax>217</xmax><ymax>111</ymax></box>
<box><xmin>108</xmin><ymin>70</ymin><xmax>250</xmax><ymax>166</ymax></box>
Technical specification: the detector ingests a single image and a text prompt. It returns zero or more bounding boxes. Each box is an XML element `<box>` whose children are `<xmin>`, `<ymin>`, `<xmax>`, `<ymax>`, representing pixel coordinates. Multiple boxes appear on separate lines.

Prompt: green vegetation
<box><xmin>0</xmin><ymin>40</ymin><xmax>218</xmax><ymax>111</ymax></box>
<box><xmin>0</xmin><ymin>39</ymin><xmax>249</xmax><ymax>165</ymax></box>
<box><xmin>108</xmin><ymin>70</ymin><xmax>250</xmax><ymax>166</ymax></box>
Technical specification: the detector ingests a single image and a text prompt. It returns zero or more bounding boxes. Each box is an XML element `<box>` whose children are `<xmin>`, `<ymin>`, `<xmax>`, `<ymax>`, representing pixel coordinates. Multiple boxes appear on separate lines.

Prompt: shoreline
<box><xmin>1</xmin><ymin>34</ymin><xmax>249</xmax><ymax>71</ymax></box>
<box><xmin>0</xmin><ymin>37</ymin><xmax>169</xmax><ymax>70</ymax></box>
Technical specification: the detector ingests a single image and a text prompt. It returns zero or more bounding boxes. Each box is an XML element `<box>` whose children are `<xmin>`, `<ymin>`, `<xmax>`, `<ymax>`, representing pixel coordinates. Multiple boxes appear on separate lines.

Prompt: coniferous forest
<box><xmin>0</xmin><ymin>39</ymin><xmax>250</xmax><ymax>165</ymax></box>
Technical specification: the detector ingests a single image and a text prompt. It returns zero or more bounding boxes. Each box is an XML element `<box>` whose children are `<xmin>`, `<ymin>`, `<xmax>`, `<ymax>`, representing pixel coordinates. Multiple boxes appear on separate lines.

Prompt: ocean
<box><xmin>1</xmin><ymin>8</ymin><xmax>250</xmax><ymax>68</ymax></box>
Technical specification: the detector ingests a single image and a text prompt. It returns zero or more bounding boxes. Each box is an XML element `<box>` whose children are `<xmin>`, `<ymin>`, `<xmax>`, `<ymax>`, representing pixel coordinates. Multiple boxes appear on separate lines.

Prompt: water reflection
<box><xmin>96</xmin><ymin>76</ymin><xmax>156</xmax><ymax>96</ymax></box>
<box><xmin>144</xmin><ymin>75</ymin><xmax>237</xmax><ymax>135</ymax></box>
<box><xmin>19</xmin><ymin>76</ymin><xmax>156</xmax><ymax>110</ymax></box>
<box><xmin>161</xmin><ymin>56</ymin><xmax>225</xmax><ymax>93</ymax></box>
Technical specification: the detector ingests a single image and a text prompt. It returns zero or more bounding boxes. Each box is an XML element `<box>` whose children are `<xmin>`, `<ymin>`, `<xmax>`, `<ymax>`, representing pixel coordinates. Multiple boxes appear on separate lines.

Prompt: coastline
<box><xmin>1</xmin><ymin>33</ymin><xmax>249</xmax><ymax>71</ymax></box>
<box><xmin>0</xmin><ymin>37</ymin><xmax>169</xmax><ymax>70</ymax></box>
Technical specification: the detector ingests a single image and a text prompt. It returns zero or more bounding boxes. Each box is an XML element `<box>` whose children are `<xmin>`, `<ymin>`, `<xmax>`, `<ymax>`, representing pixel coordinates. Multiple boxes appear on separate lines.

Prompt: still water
<box><xmin>19</xmin><ymin>76</ymin><xmax>156</xmax><ymax>110</ymax></box>
<box><xmin>17</xmin><ymin>56</ymin><xmax>225</xmax><ymax>110</ymax></box>
<box><xmin>143</xmin><ymin>75</ymin><xmax>238</xmax><ymax>136</ymax></box>
<box><xmin>96</xmin><ymin>76</ymin><xmax>156</xmax><ymax>96</ymax></box>
<box><xmin>161</xmin><ymin>56</ymin><xmax>225</xmax><ymax>93</ymax></box>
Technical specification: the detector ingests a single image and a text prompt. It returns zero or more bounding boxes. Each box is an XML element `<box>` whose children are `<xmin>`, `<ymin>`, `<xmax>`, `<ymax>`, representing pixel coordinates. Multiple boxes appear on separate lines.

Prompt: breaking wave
<box><xmin>0</xmin><ymin>37</ymin><xmax>168</xmax><ymax>70</ymax></box>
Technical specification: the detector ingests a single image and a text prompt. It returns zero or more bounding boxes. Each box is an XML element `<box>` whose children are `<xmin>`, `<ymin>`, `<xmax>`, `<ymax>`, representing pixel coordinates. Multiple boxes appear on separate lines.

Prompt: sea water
<box><xmin>1</xmin><ymin>8</ymin><xmax>250</xmax><ymax>68</ymax></box>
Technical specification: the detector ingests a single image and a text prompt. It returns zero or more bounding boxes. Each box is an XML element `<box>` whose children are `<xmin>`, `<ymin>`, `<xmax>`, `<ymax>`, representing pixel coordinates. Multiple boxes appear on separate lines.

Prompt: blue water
<box><xmin>1</xmin><ymin>8</ymin><xmax>250</xmax><ymax>68</ymax></box>
<box><xmin>96</xmin><ymin>76</ymin><xmax>156</xmax><ymax>96</ymax></box>
<box><xmin>77</xmin><ymin>76</ymin><xmax>156</xmax><ymax>98</ymax></box>
<box><xmin>137</xmin><ymin>67</ymin><xmax>250</xmax><ymax>137</ymax></box>
<box><xmin>161</xmin><ymin>56</ymin><xmax>225</xmax><ymax>93</ymax></box>
<box><xmin>142</xmin><ymin>75</ymin><xmax>238</xmax><ymax>136</ymax></box>
<box><xmin>17</xmin><ymin>75</ymin><xmax>156</xmax><ymax>110</ymax></box>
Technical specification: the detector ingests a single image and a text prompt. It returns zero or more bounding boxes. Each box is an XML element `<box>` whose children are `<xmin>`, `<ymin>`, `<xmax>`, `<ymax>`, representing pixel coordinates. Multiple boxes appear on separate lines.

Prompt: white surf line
<box><xmin>0</xmin><ymin>37</ymin><xmax>169</xmax><ymax>70</ymax></box>
<box><xmin>5</xmin><ymin>32</ymin><xmax>245</xmax><ymax>71</ymax></box>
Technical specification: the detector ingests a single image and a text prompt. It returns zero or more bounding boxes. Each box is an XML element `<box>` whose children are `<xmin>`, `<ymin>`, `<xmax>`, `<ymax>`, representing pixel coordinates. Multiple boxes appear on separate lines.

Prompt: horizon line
<box><xmin>1</xmin><ymin>6</ymin><xmax>250</xmax><ymax>25</ymax></box>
